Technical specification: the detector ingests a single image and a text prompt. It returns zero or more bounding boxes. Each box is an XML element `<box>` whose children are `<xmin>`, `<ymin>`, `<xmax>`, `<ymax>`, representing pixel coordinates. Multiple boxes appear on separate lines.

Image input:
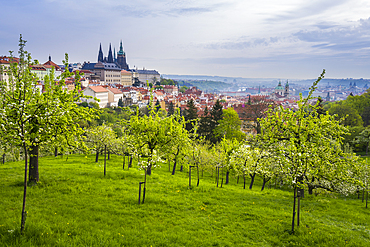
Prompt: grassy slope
<box><xmin>0</xmin><ymin>154</ymin><xmax>369</xmax><ymax>247</ymax></box>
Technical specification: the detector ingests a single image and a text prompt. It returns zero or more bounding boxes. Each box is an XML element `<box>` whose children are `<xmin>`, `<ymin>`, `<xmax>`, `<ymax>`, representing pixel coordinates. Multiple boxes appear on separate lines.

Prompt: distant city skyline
<box><xmin>1</xmin><ymin>0</ymin><xmax>370</xmax><ymax>79</ymax></box>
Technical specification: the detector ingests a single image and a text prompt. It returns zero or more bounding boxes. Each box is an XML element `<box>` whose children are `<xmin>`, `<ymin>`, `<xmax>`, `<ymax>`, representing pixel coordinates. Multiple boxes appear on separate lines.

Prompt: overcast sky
<box><xmin>1</xmin><ymin>0</ymin><xmax>370</xmax><ymax>79</ymax></box>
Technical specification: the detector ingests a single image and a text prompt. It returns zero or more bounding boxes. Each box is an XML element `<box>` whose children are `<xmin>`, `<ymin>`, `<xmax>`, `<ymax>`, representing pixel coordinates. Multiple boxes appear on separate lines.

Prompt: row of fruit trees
<box><xmin>0</xmin><ymin>36</ymin><xmax>369</xmax><ymax>234</ymax></box>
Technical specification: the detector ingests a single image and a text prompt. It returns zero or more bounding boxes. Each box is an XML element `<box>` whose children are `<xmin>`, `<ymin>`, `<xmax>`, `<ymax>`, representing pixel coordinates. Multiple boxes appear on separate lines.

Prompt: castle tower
<box><xmin>117</xmin><ymin>40</ymin><xmax>129</xmax><ymax>70</ymax></box>
<box><xmin>107</xmin><ymin>43</ymin><xmax>114</xmax><ymax>63</ymax></box>
<box><xmin>284</xmin><ymin>80</ymin><xmax>289</xmax><ymax>97</ymax></box>
<box><xmin>98</xmin><ymin>43</ymin><xmax>104</xmax><ymax>62</ymax></box>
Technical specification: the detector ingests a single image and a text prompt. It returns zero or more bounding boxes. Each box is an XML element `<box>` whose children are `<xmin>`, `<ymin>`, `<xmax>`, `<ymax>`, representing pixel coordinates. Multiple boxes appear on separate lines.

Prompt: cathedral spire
<box><xmin>107</xmin><ymin>43</ymin><xmax>113</xmax><ymax>63</ymax></box>
<box><xmin>98</xmin><ymin>43</ymin><xmax>104</xmax><ymax>62</ymax></box>
<box><xmin>114</xmin><ymin>47</ymin><xmax>116</xmax><ymax>62</ymax></box>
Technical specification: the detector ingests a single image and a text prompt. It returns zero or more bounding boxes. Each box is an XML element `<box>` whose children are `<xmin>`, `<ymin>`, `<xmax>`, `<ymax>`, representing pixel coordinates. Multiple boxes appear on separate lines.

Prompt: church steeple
<box><xmin>284</xmin><ymin>80</ymin><xmax>289</xmax><ymax>97</ymax></box>
<box><xmin>117</xmin><ymin>39</ymin><xmax>129</xmax><ymax>70</ymax></box>
<box><xmin>114</xmin><ymin>47</ymin><xmax>116</xmax><ymax>62</ymax></box>
<box><xmin>98</xmin><ymin>43</ymin><xmax>104</xmax><ymax>62</ymax></box>
<box><xmin>118</xmin><ymin>40</ymin><xmax>125</xmax><ymax>55</ymax></box>
<box><xmin>107</xmin><ymin>43</ymin><xmax>113</xmax><ymax>63</ymax></box>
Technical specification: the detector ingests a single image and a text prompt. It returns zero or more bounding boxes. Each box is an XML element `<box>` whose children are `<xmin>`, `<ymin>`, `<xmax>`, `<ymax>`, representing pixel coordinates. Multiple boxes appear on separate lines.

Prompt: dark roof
<box><xmin>136</xmin><ymin>69</ymin><xmax>160</xmax><ymax>75</ymax></box>
<box><xmin>82</xmin><ymin>62</ymin><xmax>102</xmax><ymax>70</ymax></box>
<box><xmin>103</xmin><ymin>63</ymin><xmax>121</xmax><ymax>71</ymax></box>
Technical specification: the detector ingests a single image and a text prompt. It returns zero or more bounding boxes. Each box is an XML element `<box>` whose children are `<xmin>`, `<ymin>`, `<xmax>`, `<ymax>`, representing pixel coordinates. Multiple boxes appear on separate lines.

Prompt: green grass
<box><xmin>0</xmin><ymin>154</ymin><xmax>369</xmax><ymax>246</ymax></box>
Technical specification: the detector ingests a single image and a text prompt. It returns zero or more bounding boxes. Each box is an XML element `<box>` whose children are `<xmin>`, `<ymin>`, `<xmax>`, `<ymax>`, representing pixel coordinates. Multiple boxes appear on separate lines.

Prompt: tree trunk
<box><xmin>172</xmin><ymin>158</ymin><xmax>177</xmax><ymax>175</ymax></box>
<box><xmin>297</xmin><ymin>176</ymin><xmax>304</xmax><ymax>198</ymax></box>
<box><xmin>180</xmin><ymin>165</ymin><xmax>183</xmax><ymax>172</ymax></box>
<box><xmin>108</xmin><ymin>150</ymin><xmax>110</xmax><ymax>160</ymax></box>
<box><xmin>147</xmin><ymin>164</ymin><xmax>152</xmax><ymax>175</ymax></box>
<box><xmin>129</xmin><ymin>155</ymin><xmax>133</xmax><ymax>168</ymax></box>
<box><xmin>291</xmin><ymin>186</ymin><xmax>297</xmax><ymax>233</ymax></box>
<box><xmin>308</xmin><ymin>185</ymin><xmax>314</xmax><ymax>195</ymax></box>
<box><xmin>104</xmin><ymin>145</ymin><xmax>107</xmax><ymax>176</ymax></box>
<box><xmin>20</xmin><ymin>143</ymin><xmax>28</xmax><ymax>234</ymax></box>
<box><xmin>249</xmin><ymin>173</ymin><xmax>256</xmax><ymax>190</ymax></box>
<box><xmin>122</xmin><ymin>150</ymin><xmax>125</xmax><ymax>170</ymax></box>
<box><xmin>217</xmin><ymin>167</ymin><xmax>220</xmax><ymax>187</ymax></box>
<box><xmin>189</xmin><ymin>166</ymin><xmax>192</xmax><ymax>188</ymax></box>
<box><xmin>2</xmin><ymin>153</ymin><xmax>5</xmax><ymax>164</ymax></box>
<box><xmin>95</xmin><ymin>150</ymin><xmax>99</xmax><ymax>163</ymax></box>
<box><xmin>225</xmin><ymin>170</ymin><xmax>230</xmax><ymax>185</ymax></box>
<box><xmin>54</xmin><ymin>147</ymin><xmax>58</xmax><ymax>157</ymax></box>
<box><xmin>243</xmin><ymin>174</ymin><xmax>246</xmax><ymax>189</ymax></box>
<box><xmin>197</xmin><ymin>165</ymin><xmax>200</xmax><ymax>186</ymax></box>
<box><xmin>142</xmin><ymin>169</ymin><xmax>147</xmax><ymax>204</ymax></box>
<box><xmin>261</xmin><ymin>177</ymin><xmax>270</xmax><ymax>191</ymax></box>
<box><xmin>297</xmin><ymin>189</ymin><xmax>301</xmax><ymax>227</ymax></box>
<box><xmin>28</xmin><ymin>144</ymin><xmax>39</xmax><ymax>184</ymax></box>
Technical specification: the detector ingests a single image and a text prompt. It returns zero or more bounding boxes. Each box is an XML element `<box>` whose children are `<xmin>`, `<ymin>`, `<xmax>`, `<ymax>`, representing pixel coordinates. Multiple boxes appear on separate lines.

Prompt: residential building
<box><xmin>107</xmin><ymin>87</ymin><xmax>123</xmax><ymax>107</ymax></box>
<box><xmin>30</xmin><ymin>64</ymin><xmax>47</xmax><ymax>81</ymax></box>
<box><xmin>121</xmin><ymin>69</ymin><xmax>132</xmax><ymax>86</ymax></box>
<box><xmin>163</xmin><ymin>85</ymin><xmax>178</xmax><ymax>96</ymax></box>
<box><xmin>82</xmin><ymin>86</ymin><xmax>109</xmax><ymax>108</ymax></box>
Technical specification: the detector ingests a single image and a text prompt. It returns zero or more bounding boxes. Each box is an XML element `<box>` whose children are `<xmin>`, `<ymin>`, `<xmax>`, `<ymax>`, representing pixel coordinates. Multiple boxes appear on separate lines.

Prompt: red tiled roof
<box><xmin>30</xmin><ymin>64</ymin><xmax>46</xmax><ymax>71</ymax></box>
<box><xmin>121</xmin><ymin>70</ymin><xmax>132</xmax><ymax>75</ymax></box>
<box><xmin>107</xmin><ymin>87</ymin><xmax>123</xmax><ymax>94</ymax></box>
<box><xmin>43</xmin><ymin>60</ymin><xmax>60</xmax><ymax>70</ymax></box>
<box><xmin>87</xmin><ymin>86</ymin><xmax>109</xmax><ymax>93</ymax></box>
<box><xmin>0</xmin><ymin>56</ymin><xmax>19</xmax><ymax>64</ymax></box>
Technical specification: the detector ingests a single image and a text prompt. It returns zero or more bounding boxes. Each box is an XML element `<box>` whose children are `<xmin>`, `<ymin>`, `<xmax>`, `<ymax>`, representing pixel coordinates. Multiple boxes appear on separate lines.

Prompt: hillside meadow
<box><xmin>0</xmin><ymin>154</ymin><xmax>369</xmax><ymax>246</ymax></box>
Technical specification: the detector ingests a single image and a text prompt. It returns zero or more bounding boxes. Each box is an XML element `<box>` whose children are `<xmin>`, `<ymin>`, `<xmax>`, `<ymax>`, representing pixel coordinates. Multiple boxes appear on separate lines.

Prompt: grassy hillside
<box><xmin>0</xmin><ymin>154</ymin><xmax>369</xmax><ymax>246</ymax></box>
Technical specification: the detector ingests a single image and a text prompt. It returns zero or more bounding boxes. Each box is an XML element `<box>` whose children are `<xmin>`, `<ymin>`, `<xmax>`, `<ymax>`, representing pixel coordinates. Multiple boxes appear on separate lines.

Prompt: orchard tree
<box><xmin>259</xmin><ymin>70</ymin><xmax>361</xmax><ymax>232</ymax></box>
<box><xmin>166</xmin><ymin>115</ymin><xmax>190</xmax><ymax>175</ymax></box>
<box><xmin>216</xmin><ymin>137</ymin><xmax>240</xmax><ymax>185</ymax></box>
<box><xmin>84</xmin><ymin>124</ymin><xmax>117</xmax><ymax>175</ymax></box>
<box><xmin>0</xmin><ymin>35</ymin><xmax>95</xmax><ymax>233</ymax></box>
<box><xmin>231</xmin><ymin>144</ymin><xmax>269</xmax><ymax>190</ymax></box>
<box><xmin>123</xmin><ymin>108</ymin><xmax>185</xmax><ymax>203</ymax></box>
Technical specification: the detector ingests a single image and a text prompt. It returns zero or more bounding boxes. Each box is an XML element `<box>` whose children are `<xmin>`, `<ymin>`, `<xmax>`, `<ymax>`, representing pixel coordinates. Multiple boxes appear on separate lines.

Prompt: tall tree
<box><xmin>167</xmin><ymin>101</ymin><xmax>175</xmax><ymax>116</ymax></box>
<box><xmin>209</xmin><ymin>100</ymin><xmax>223</xmax><ymax>143</ymax></box>
<box><xmin>155</xmin><ymin>99</ymin><xmax>161</xmax><ymax>112</ymax></box>
<box><xmin>183</xmin><ymin>99</ymin><xmax>198</xmax><ymax>133</ymax></box>
<box><xmin>0</xmin><ymin>35</ymin><xmax>95</xmax><ymax>233</ymax></box>
<box><xmin>214</xmin><ymin>108</ymin><xmax>246</xmax><ymax>141</ymax></box>
<box><xmin>328</xmin><ymin>103</ymin><xmax>363</xmax><ymax>127</ymax></box>
<box><xmin>197</xmin><ymin>106</ymin><xmax>212</xmax><ymax>140</ymax></box>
